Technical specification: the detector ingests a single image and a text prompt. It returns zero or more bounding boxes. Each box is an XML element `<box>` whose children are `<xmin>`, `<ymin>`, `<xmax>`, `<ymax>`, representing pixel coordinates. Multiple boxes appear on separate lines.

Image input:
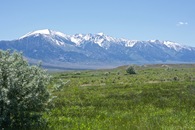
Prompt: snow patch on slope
<box><xmin>163</xmin><ymin>41</ymin><xmax>189</xmax><ymax>51</ymax></box>
<box><xmin>123</xmin><ymin>39</ymin><xmax>137</xmax><ymax>47</ymax></box>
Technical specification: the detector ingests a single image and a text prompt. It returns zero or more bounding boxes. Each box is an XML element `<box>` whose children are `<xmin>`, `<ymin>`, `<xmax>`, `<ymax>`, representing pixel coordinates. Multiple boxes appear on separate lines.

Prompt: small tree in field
<box><xmin>0</xmin><ymin>50</ymin><xmax>50</xmax><ymax>129</ymax></box>
<box><xmin>126</xmin><ymin>66</ymin><xmax>136</xmax><ymax>74</ymax></box>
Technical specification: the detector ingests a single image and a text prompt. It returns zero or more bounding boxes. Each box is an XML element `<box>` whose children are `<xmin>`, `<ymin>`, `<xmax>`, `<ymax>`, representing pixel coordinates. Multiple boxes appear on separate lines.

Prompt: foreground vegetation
<box><xmin>0</xmin><ymin>51</ymin><xmax>50</xmax><ymax>129</ymax></box>
<box><xmin>44</xmin><ymin>64</ymin><xmax>195</xmax><ymax>129</ymax></box>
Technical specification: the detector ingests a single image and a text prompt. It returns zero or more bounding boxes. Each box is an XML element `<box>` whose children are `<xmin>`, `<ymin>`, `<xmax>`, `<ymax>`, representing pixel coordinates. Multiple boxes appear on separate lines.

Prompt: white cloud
<box><xmin>177</xmin><ymin>22</ymin><xmax>188</xmax><ymax>26</ymax></box>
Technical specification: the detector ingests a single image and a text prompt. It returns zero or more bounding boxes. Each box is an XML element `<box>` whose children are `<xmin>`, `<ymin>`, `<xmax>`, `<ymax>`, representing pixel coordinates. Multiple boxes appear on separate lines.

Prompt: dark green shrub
<box><xmin>126</xmin><ymin>66</ymin><xmax>136</xmax><ymax>74</ymax></box>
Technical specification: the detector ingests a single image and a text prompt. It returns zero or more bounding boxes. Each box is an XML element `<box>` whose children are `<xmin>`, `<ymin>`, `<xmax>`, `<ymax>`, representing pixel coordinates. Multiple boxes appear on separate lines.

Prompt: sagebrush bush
<box><xmin>0</xmin><ymin>50</ymin><xmax>50</xmax><ymax>129</ymax></box>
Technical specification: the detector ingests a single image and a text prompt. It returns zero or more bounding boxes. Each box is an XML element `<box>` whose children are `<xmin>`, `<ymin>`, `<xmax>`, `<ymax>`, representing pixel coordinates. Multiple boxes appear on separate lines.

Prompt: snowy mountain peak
<box><xmin>19</xmin><ymin>29</ymin><xmax>51</xmax><ymax>39</ymax></box>
<box><xmin>19</xmin><ymin>29</ymin><xmax>69</xmax><ymax>39</ymax></box>
<box><xmin>97</xmin><ymin>32</ymin><xmax>104</xmax><ymax>36</ymax></box>
<box><xmin>149</xmin><ymin>40</ymin><xmax>161</xmax><ymax>43</ymax></box>
<box><xmin>69</xmin><ymin>33</ymin><xmax>118</xmax><ymax>47</ymax></box>
<box><xmin>33</xmin><ymin>29</ymin><xmax>52</xmax><ymax>35</ymax></box>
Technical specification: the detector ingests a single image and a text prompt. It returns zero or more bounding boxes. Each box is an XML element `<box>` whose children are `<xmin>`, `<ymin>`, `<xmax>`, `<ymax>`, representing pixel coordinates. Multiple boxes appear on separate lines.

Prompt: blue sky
<box><xmin>0</xmin><ymin>0</ymin><xmax>195</xmax><ymax>46</ymax></box>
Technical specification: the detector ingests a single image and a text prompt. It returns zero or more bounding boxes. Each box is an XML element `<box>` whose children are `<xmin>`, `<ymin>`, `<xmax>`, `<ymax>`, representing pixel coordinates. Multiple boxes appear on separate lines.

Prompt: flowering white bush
<box><xmin>0</xmin><ymin>50</ymin><xmax>50</xmax><ymax>129</ymax></box>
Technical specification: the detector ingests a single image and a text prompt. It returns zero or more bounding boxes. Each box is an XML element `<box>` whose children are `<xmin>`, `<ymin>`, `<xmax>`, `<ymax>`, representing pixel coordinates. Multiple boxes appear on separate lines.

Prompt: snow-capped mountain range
<box><xmin>18</xmin><ymin>29</ymin><xmax>191</xmax><ymax>51</ymax></box>
<box><xmin>0</xmin><ymin>29</ymin><xmax>195</xmax><ymax>68</ymax></box>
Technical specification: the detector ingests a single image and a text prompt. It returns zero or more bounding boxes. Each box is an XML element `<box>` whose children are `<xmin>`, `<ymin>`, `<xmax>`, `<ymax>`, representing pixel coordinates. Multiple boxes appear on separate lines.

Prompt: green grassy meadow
<box><xmin>44</xmin><ymin>64</ymin><xmax>195</xmax><ymax>129</ymax></box>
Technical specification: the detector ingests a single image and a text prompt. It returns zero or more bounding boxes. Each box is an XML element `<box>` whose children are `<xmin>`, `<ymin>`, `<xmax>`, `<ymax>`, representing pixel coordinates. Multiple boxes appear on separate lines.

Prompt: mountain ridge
<box><xmin>18</xmin><ymin>29</ymin><xmax>191</xmax><ymax>51</ymax></box>
<box><xmin>0</xmin><ymin>29</ymin><xmax>195</xmax><ymax>69</ymax></box>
